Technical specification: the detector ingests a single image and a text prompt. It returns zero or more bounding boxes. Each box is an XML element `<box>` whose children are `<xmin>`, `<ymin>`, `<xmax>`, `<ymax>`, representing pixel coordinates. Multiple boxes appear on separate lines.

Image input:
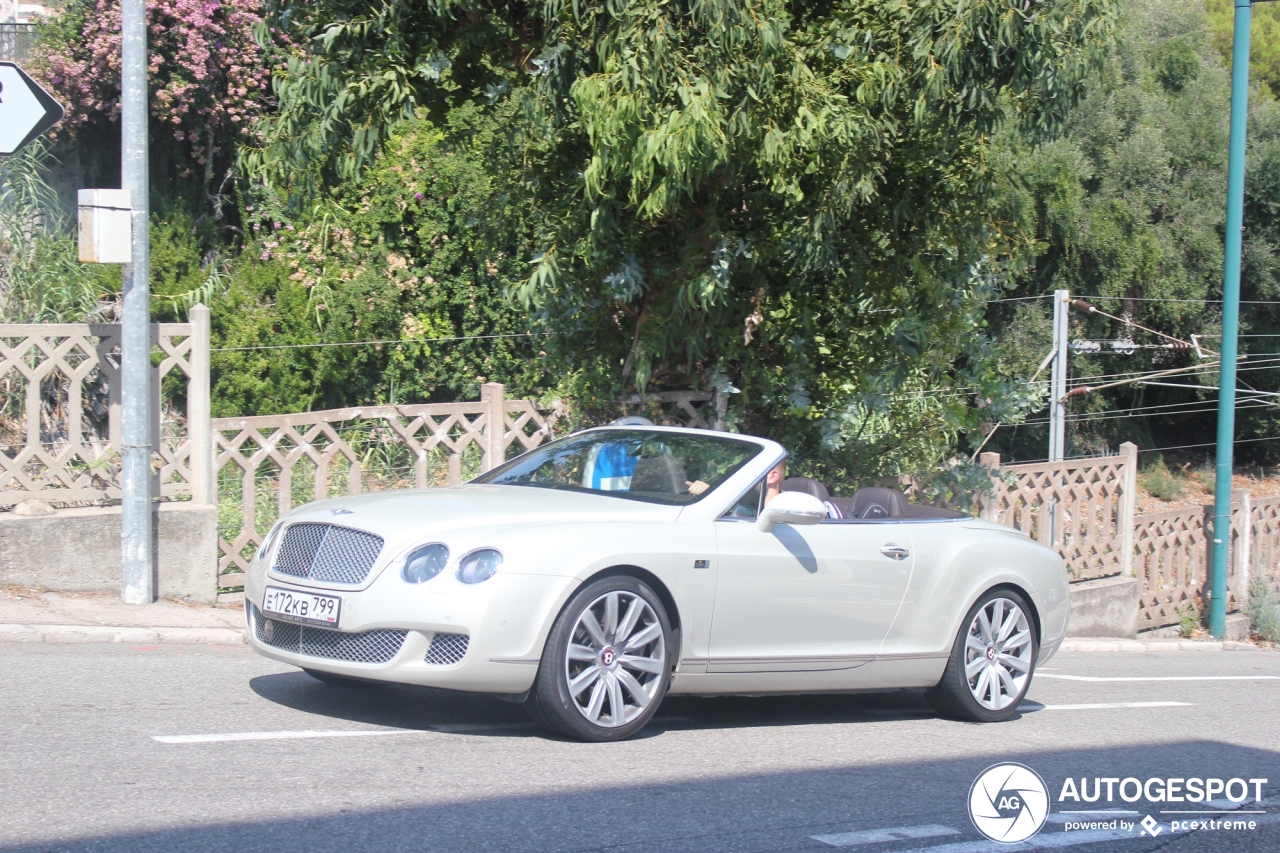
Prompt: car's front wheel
<box><xmin>927</xmin><ymin>588</ymin><xmax>1038</xmax><ymax>722</ymax></box>
<box><xmin>527</xmin><ymin>576</ymin><xmax>672</xmax><ymax>741</ymax></box>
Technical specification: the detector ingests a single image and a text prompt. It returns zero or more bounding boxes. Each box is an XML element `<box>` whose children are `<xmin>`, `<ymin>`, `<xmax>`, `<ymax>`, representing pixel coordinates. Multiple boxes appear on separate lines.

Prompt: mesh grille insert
<box><xmin>425</xmin><ymin>632</ymin><xmax>470</xmax><ymax>665</ymax></box>
<box><xmin>251</xmin><ymin>604</ymin><xmax>407</xmax><ymax>664</ymax></box>
<box><xmin>271</xmin><ymin>523</ymin><xmax>384</xmax><ymax>584</ymax></box>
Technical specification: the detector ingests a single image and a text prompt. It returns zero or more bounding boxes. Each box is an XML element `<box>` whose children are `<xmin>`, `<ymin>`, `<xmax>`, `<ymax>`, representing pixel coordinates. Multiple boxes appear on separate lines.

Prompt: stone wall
<box><xmin>0</xmin><ymin>503</ymin><xmax>219</xmax><ymax>604</ymax></box>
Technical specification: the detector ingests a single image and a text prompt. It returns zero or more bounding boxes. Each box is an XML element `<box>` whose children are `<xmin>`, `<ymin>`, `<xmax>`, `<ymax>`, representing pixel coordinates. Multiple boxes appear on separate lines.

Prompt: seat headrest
<box><xmin>781</xmin><ymin>477</ymin><xmax>829</xmax><ymax>502</ymax></box>
<box><xmin>850</xmin><ymin>487</ymin><xmax>909</xmax><ymax>519</ymax></box>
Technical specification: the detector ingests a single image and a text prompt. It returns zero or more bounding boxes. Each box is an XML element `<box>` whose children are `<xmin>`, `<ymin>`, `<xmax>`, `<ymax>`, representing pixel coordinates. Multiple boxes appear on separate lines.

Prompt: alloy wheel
<box><xmin>564</xmin><ymin>590</ymin><xmax>666</xmax><ymax>727</ymax></box>
<box><xmin>963</xmin><ymin>597</ymin><xmax>1033</xmax><ymax>711</ymax></box>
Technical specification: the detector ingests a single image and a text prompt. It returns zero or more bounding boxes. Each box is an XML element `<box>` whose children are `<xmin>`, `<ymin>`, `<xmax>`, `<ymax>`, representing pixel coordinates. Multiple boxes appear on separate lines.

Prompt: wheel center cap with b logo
<box><xmin>985</xmin><ymin>644</ymin><xmax>997</xmax><ymax>662</ymax></box>
<box><xmin>599</xmin><ymin>647</ymin><xmax>618</xmax><ymax>667</ymax></box>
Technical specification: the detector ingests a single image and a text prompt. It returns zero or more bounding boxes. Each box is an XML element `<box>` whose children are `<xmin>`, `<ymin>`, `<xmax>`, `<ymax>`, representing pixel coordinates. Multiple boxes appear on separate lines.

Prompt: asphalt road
<box><xmin>1</xmin><ymin>643</ymin><xmax>1277</xmax><ymax>853</ymax></box>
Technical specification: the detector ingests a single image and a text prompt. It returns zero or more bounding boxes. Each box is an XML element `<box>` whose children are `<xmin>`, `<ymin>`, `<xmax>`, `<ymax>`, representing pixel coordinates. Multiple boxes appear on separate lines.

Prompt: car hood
<box><xmin>278</xmin><ymin>483</ymin><xmax>684</xmax><ymax>541</ymax></box>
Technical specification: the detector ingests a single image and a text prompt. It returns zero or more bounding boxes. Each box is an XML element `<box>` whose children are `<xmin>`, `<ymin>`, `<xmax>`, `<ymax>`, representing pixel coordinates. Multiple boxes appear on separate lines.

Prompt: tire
<box><xmin>927</xmin><ymin>588</ymin><xmax>1038</xmax><ymax>722</ymax></box>
<box><xmin>303</xmin><ymin>668</ymin><xmax>381</xmax><ymax>688</ymax></box>
<box><xmin>526</xmin><ymin>575</ymin><xmax>673</xmax><ymax>742</ymax></box>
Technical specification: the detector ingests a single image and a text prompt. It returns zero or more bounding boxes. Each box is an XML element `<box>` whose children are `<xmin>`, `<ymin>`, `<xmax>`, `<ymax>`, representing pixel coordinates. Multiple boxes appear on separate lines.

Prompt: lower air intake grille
<box><xmin>424</xmin><ymin>632</ymin><xmax>470</xmax><ymax>665</ymax></box>
<box><xmin>251</xmin><ymin>604</ymin><xmax>407</xmax><ymax>664</ymax></box>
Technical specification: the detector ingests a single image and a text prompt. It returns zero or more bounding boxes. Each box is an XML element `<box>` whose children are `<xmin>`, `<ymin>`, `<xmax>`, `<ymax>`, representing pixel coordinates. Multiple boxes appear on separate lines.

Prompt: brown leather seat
<box><xmin>780</xmin><ymin>477</ymin><xmax>830</xmax><ymax>501</ymax></box>
<box><xmin>850</xmin><ymin>487</ymin><xmax>909</xmax><ymax>519</ymax></box>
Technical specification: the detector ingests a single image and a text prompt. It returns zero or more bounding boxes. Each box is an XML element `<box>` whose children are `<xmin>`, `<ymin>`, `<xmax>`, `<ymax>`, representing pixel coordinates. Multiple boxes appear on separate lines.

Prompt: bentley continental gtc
<box><xmin>245</xmin><ymin>426</ymin><xmax>1068</xmax><ymax>741</ymax></box>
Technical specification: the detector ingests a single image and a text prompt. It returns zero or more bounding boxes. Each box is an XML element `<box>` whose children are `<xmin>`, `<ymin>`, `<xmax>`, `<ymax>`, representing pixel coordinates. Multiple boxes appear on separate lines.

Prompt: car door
<box><xmin>709</xmin><ymin>503</ymin><xmax>915</xmax><ymax>672</ymax></box>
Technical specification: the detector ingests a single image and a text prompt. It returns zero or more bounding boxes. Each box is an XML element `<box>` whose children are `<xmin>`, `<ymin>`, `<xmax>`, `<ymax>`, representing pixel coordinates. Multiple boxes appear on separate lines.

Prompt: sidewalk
<box><xmin>0</xmin><ymin>589</ymin><xmax>245</xmax><ymax>645</ymax></box>
<box><xmin>0</xmin><ymin>588</ymin><xmax>1269</xmax><ymax>650</ymax></box>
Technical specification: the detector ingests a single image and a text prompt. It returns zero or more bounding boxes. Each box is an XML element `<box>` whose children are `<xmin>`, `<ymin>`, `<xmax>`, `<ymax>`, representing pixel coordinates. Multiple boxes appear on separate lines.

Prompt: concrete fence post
<box><xmin>1237</xmin><ymin>488</ymin><xmax>1252</xmax><ymax>606</ymax></box>
<box><xmin>481</xmin><ymin>382</ymin><xmax>506</xmax><ymax>472</ymax></box>
<box><xmin>978</xmin><ymin>452</ymin><xmax>1001</xmax><ymax>522</ymax></box>
<box><xmin>188</xmin><ymin>305</ymin><xmax>214</xmax><ymax>505</ymax></box>
<box><xmin>1119</xmin><ymin>441</ymin><xmax>1138</xmax><ymax>576</ymax></box>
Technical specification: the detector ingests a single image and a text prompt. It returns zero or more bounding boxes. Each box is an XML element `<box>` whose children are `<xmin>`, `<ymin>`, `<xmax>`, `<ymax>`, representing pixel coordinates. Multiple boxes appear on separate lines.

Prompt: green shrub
<box><xmin>1247</xmin><ymin>576</ymin><xmax>1280</xmax><ymax>643</ymax></box>
<box><xmin>1176</xmin><ymin>600</ymin><xmax>1200</xmax><ymax>638</ymax></box>
<box><xmin>210</xmin><ymin>103</ymin><xmax>546</xmax><ymax>417</ymax></box>
<box><xmin>1140</xmin><ymin>457</ymin><xmax>1185</xmax><ymax>502</ymax></box>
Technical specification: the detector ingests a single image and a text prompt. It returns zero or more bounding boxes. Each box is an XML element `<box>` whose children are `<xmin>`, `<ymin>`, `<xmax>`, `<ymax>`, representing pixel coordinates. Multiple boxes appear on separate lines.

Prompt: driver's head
<box><xmin>766</xmin><ymin>461</ymin><xmax>786</xmax><ymax>488</ymax></box>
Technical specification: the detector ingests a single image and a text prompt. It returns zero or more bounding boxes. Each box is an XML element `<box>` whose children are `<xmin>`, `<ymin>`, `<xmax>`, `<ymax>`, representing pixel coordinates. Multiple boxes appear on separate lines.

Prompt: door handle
<box><xmin>880</xmin><ymin>544</ymin><xmax>910</xmax><ymax>560</ymax></box>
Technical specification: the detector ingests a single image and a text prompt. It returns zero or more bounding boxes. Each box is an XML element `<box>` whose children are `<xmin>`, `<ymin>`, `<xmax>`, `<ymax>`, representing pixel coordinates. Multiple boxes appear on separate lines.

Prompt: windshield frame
<box><xmin>470</xmin><ymin>427</ymin><xmax>767</xmax><ymax>506</ymax></box>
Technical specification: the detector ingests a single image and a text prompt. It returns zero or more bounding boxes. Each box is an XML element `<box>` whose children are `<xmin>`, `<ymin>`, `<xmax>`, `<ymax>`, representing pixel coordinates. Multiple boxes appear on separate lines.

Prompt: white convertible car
<box><xmin>245</xmin><ymin>426</ymin><xmax>1068</xmax><ymax>741</ymax></box>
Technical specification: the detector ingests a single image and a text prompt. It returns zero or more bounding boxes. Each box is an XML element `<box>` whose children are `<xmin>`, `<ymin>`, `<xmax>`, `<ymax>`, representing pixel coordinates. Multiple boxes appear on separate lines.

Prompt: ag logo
<box><xmin>968</xmin><ymin>763</ymin><xmax>1049</xmax><ymax>843</ymax></box>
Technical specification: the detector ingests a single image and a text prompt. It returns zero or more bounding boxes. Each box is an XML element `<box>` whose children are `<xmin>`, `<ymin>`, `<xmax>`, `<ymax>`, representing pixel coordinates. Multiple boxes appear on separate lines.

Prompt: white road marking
<box><xmin>892</xmin><ymin>826</ymin><xmax>1188</xmax><ymax>853</ymax></box>
<box><xmin>153</xmin><ymin>728</ymin><xmax>425</xmax><ymax>744</ymax></box>
<box><xmin>811</xmin><ymin>825</ymin><xmax>961</xmax><ymax>847</ymax></box>
<box><xmin>1028</xmin><ymin>701</ymin><xmax>1192</xmax><ymax>711</ymax></box>
<box><xmin>1038</xmin><ymin>674</ymin><xmax>1280</xmax><ymax>682</ymax></box>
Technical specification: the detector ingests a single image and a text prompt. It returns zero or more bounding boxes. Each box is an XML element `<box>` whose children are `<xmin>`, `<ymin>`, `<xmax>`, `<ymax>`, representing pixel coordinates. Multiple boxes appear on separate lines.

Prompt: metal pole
<box><xmin>1211</xmin><ymin>0</ymin><xmax>1252</xmax><ymax>638</ymax></box>
<box><xmin>120</xmin><ymin>0</ymin><xmax>153</xmax><ymax>604</ymax></box>
<box><xmin>1049</xmin><ymin>289</ymin><xmax>1069</xmax><ymax>462</ymax></box>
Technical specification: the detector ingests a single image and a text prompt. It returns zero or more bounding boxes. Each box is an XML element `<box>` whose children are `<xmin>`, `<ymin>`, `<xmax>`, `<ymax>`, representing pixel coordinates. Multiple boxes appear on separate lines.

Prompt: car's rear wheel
<box><xmin>527</xmin><ymin>576</ymin><xmax>672</xmax><ymax>741</ymax></box>
<box><xmin>927</xmin><ymin>588</ymin><xmax>1037</xmax><ymax>722</ymax></box>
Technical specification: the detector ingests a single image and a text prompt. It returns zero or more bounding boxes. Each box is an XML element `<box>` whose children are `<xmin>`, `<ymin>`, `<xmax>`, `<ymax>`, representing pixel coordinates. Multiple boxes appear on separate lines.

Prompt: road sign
<box><xmin>0</xmin><ymin>61</ymin><xmax>65</xmax><ymax>155</ymax></box>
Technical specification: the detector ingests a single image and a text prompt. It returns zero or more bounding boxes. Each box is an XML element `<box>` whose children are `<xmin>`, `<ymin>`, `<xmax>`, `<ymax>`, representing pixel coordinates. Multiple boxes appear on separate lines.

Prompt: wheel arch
<box><xmin>977</xmin><ymin>581</ymin><xmax>1043</xmax><ymax>644</ymax></box>
<box><xmin>547</xmin><ymin>565</ymin><xmax>684</xmax><ymax>665</ymax></box>
<box><xmin>580</xmin><ymin>564</ymin><xmax>683</xmax><ymax>636</ymax></box>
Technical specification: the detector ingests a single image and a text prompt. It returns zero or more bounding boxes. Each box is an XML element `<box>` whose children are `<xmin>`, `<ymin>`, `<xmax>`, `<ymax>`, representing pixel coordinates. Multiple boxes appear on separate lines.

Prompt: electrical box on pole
<box><xmin>76</xmin><ymin>189</ymin><xmax>132</xmax><ymax>264</ymax></box>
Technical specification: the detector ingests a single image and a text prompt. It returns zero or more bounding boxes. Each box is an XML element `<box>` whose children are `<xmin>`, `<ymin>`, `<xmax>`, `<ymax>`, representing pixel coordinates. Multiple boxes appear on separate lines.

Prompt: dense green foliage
<box><xmin>26</xmin><ymin>0</ymin><xmax>1280</xmax><ymax>481</ymax></box>
<box><xmin>1205</xmin><ymin>0</ymin><xmax>1280</xmax><ymax>96</ymax></box>
<box><xmin>989</xmin><ymin>0</ymin><xmax>1280</xmax><ymax>463</ymax></box>
<box><xmin>248</xmin><ymin>0</ymin><xmax>1120</xmax><ymax>482</ymax></box>
<box><xmin>211</xmin><ymin>105</ymin><xmax>541</xmax><ymax>416</ymax></box>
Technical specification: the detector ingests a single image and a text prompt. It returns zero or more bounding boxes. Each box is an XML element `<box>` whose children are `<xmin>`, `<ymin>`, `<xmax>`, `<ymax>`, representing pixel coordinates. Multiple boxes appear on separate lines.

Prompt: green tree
<box><xmin>1205</xmin><ymin>0</ymin><xmax>1280</xmax><ymax>96</ymax></box>
<box><xmin>992</xmin><ymin>0</ymin><xmax>1280</xmax><ymax>461</ymax></box>
<box><xmin>249</xmin><ymin>0</ymin><xmax>1120</xmax><ymax>482</ymax></box>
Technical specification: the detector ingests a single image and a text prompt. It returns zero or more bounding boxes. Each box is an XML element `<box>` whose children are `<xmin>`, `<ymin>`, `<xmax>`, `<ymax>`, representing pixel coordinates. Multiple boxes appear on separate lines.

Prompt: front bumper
<box><xmin>245</xmin><ymin>568</ymin><xmax>576</xmax><ymax>695</ymax></box>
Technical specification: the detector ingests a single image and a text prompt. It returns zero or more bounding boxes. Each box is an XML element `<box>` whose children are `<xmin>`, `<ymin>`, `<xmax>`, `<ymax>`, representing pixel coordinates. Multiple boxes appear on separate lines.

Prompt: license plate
<box><xmin>262</xmin><ymin>586</ymin><xmax>341</xmax><ymax>628</ymax></box>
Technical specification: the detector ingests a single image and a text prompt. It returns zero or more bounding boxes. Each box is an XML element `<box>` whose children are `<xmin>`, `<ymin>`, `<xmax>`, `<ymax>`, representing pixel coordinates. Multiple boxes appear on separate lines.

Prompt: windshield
<box><xmin>472</xmin><ymin>430</ymin><xmax>763</xmax><ymax>505</ymax></box>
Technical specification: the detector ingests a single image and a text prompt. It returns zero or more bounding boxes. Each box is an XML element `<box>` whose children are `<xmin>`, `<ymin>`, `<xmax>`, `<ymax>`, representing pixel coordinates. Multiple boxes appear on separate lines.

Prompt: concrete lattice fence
<box><xmin>979</xmin><ymin>445</ymin><xmax>1138</xmax><ymax>581</ymax></box>
<box><xmin>0</xmin><ymin>309</ymin><xmax>212</xmax><ymax>506</ymax></box>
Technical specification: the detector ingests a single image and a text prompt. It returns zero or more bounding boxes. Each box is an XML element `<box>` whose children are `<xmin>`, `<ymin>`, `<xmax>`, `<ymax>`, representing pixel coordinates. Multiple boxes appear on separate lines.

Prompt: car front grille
<box><xmin>250</xmin><ymin>604</ymin><xmax>407</xmax><ymax>664</ymax></box>
<box><xmin>272</xmin><ymin>523</ymin><xmax>384</xmax><ymax>584</ymax></box>
<box><xmin>424</xmin><ymin>632</ymin><xmax>469</xmax><ymax>665</ymax></box>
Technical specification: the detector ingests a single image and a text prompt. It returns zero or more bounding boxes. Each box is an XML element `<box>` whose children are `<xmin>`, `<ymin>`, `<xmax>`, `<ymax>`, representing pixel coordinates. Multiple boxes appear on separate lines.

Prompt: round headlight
<box><xmin>457</xmin><ymin>548</ymin><xmax>502</xmax><ymax>584</ymax></box>
<box><xmin>402</xmin><ymin>544</ymin><xmax>449</xmax><ymax>584</ymax></box>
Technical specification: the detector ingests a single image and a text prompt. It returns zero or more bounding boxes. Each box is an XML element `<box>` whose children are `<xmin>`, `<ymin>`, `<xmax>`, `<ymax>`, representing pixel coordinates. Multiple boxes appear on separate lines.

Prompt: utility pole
<box><xmin>1046</xmin><ymin>289</ymin><xmax>1069</xmax><ymax>545</ymax></box>
<box><xmin>1211</xmin><ymin>1</ymin><xmax>1253</xmax><ymax>638</ymax></box>
<box><xmin>1049</xmin><ymin>289</ymin><xmax>1069</xmax><ymax>462</ymax></box>
<box><xmin>119</xmin><ymin>0</ymin><xmax>152</xmax><ymax>604</ymax></box>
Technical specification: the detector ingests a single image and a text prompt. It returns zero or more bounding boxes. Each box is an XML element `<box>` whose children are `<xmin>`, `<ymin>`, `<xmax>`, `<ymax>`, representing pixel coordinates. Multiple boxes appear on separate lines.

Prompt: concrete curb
<box><xmin>0</xmin><ymin>623</ymin><xmax>246</xmax><ymax>645</ymax></box>
<box><xmin>1060</xmin><ymin>637</ymin><xmax>1261</xmax><ymax>653</ymax></box>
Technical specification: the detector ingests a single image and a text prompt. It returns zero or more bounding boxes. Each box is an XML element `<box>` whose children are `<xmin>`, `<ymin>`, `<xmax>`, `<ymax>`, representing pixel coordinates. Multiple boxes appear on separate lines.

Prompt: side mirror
<box><xmin>756</xmin><ymin>491</ymin><xmax>827</xmax><ymax>532</ymax></box>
